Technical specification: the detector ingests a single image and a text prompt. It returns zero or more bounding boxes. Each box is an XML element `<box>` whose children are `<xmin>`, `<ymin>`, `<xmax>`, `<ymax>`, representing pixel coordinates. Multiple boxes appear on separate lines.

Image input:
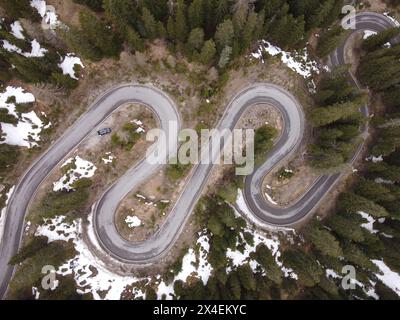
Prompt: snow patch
<box><xmin>363</xmin><ymin>30</ymin><xmax>378</xmax><ymax>40</ymax></box>
<box><xmin>157</xmin><ymin>231</ymin><xmax>212</xmax><ymax>299</ymax></box>
<box><xmin>101</xmin><ymin>152</ymin><xmax>115</xmax><ymax>164</ymax></box>
<box><xmin>358</xmin><ymin>211</ymin><xmax>379</xmax><ymax>234</ymax></box>
<box><xmin>53</xmin><ymin>156</ymin><xmax>97</xmax><ymax>191</ymax></box>
<box><xmin>125</xmin><ymin>215</ymin><xmax>141</xmax><ymax>228</ymax></box>
<box><xmin>30</xmin><ymin>0</ymin><xmax>60</xmax><ymax>29</ymax></box>
<box><xmin>37</xmin><ymin>216</ymin><xmax>146</xmax><ymax>300</ymax></box>
<box><xmin>10</xmin><ymin>21</ymin><xmax>25</xmax><ymax>39</ymax></box>
<box><xmin>251</xmin><ymin>40</ymin><xmax>322</xmax><ymax>79</ymax></box>
<box><xmin>0</xmin><ymin>86</ymin><xmax>46</xmax><ymax>148</ymax></box>
<box><xmin>2</xmin><ymin>39</ymin><xmax>47</xmax><ymax>58</ymax></box>
<box><xmin>372</xmin><ymin>259</ymin><xmax>400</xmax><ymax>297</ymax></box>
<box><xmin>58</xmin><ymin>54</ymin><xmax>84</xmax><ymax>80</ymax></box>
<box><xmin>383</xmin><ymin>12</ymin><xmax>400</xmax><ymax>27</ymax></box>
<box><xmin>265</xmin><ymin>192</ymin><xmax>278</xmax><ymax>205</ymax></box>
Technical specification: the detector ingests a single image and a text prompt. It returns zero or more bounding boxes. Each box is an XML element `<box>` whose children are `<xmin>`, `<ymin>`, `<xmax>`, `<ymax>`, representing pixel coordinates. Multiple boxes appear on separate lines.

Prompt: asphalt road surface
<box><xmin>0</xmin><ymin>12</ymin><xmax>397</xmax><ymax>298</ymax></box>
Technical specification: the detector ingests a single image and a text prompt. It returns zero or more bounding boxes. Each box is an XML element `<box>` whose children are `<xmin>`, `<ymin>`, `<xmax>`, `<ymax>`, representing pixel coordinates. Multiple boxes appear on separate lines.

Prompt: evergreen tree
<box><xmin>317</xmin><ymin>26</ymin><xmax>348</xmax><ymax>58</ymax></box>
<box><xmin>73</xmin><ymin>0</ymin><xmax>104</xmax><ymax>11</ymax></box>
<box><xmin>252</xmin><ymin>243</ymin><xmax>283</xmax><ymax>285</ymax></box>
<box><xmin>342</xmin><ymin>243</ymin><xmax>379</xmax><ymax>272</ymax></box>
<box><xmin>59</xmin><ymin>25</ymin><xmax>102</xmax><ymax>61</ymax></box>
<box><xmin>237</xmin><ymin>265</ymin><xmax>256</xmax><ymax>291</ymax></box>
<box><xmin>282</xmin><ymin>249</ymin><xmax>323</xmax><ymax>287</ymax></box>
<box><xmin>188</xmin><ymin>0</ymin><xmax>204</xmax><ymax>30</ymax></box>
<box><xmin>187</xmin><ymin>28</ymin><xmax>205</xmax><ymax>56</ymax></box>
<box><xmin>217</xmin><ymin>46</ymin><xmax>232</xmax><ymax>69</ymax></box>
<box><xmin>141</xmin><ymin>7</ymin><xmax>159</xmax><ymax>40</ymax></box>
<box><xmin>310</xmin><ymin>101</ymin><xmax>358</xmax><ymax>127</ymax></box>
<box><xmin>103</xmin><ymin>0</ymin><xmax>137</xmax><ymax>30</ymax></box>
<box><xmin>0</xmin><ymin>0</ymin><xmax>40</xmax><ymax>21</ymax></box>
<box><xmin>124</xmin><ymin>27</ymin><xmax>145</xmax><ymax>52</ymax></box>
<box><xmin>304</xmin><ymin>223</ymin><xmax>343</xmax><ymax>258</ymax></box>
<box><xmin>214</xmin><ymin>19</ymin><xmax>234</xmax><ymax>51</ymax></box>
<box><xmin>327</xmin><ymin>212</ymin><xmax>365</xmax><ymax>242</ymax></box>
<box><xmin>142</xmin><ymin>0</ymin><xmax>169</xmax><ymax>22</ymax></box>
<box><xmin>199</xmin><ymin>39</ymin><xmax>216</xmax><ymax>65</ymax></box>
<box><xmin>363</xmin><ymin>27</ymin><xmax>400</xmax><ymax>52</ymax></box>
<box><xmin>78</xmin><ymin>10</ymin><xmax>121</xmax><ymax>57</ymax></box>
<box><xmin>338</xmin><ymin>192</ymin><xmax>389</xmax><ymax>218</ymax></box>
<box><xmin>268</xmin><ymin>5</ymin><xmax>305</xmax><ymax>48</ymax></box>
<box><xmin>174</xmin><ymin>0</ymin><xmax>188</xmax><ymax>42</ymax></box>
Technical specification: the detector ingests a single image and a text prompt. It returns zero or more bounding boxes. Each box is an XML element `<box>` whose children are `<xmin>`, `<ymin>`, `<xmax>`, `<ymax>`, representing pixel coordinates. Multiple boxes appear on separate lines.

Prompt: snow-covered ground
<box><xmin>366</xmin><ymin>155</ymin><xmax>383</xmax><ymax>163</ymax></box>
<box><xmin>363</xmin><ymin>30</ymin><xmax>378</xmax><ymax>40</ymax></box>
<box><xmin>10</xmin><ymin>21</ymin><xmax>25</xmax><ymax>40</ymax></box>
<box><xmin>53</xmin><ymin>156</ymin><xmax>97</xmax><ymax>191</ymax></box>
<box><xmin>101</xmin><ymin>152</ymin><xmax>115</xmax><ymax>164</ymax></box>
<box><xmin>265</xmin><ymin>192</ymin><xmax>278</xmax><ymax>205</ymax></box>
<box><xmin>35</xmin><ymin>215</ymin><xmax>147</xmax><ymax>300</ymax></box>
<box><xmin>58</xmin><ymin>54</ymin><xmax>84</xmax><ymax>80</ymax></box>
<box><xmin>2</xmin><ymin>39</ymin><xmax>47</xmax><ymax>58</ymax></box>
<box><xmin>251</xmin><ymin>40</ymin><xmax>323</xmax><ymax>85</ymax></box>
<box><xmin>157</xmin><ymin>231</ymin><xmax>212</xmax><ymax>299</ymax></box>
<box><xmin>125</xmin><ymin>215</ymin><xmax>141</xmax><ymax>228</ymax></box>
<box><xmin>131</xmin><ymin>119</ymin><xmax>146</xmax><ymax>133</ymax></box>
<box><xmin>30</xmin><ymin>0</ymin><xmax>60</xmax><ymax>30</ymax></box>
<box><xmin>226</xmin><ymin>227</ymin><xmax>298</xmax><ymax>280</ymax></box>
<box><xmin>372</xmin><ymin>259</ymin><xmax>400</xmax><ymax>297</ymax></box>
<box><xmin>33</xmin><ymin>214</ymin><xmax>213</xmax><ymax>300</ymax></box>
<box><xmin>0</xmin><ymin>86</ymin><xmax>47</xmax><ymax>148</ymax></box>
<box><xmin>383</xmin><ymin>12</ymin><xmax>400</xmax><ymax>27</ymax></box>
<box><xmin>358</xmin><ymin>211</ymin><xmax>379</xmax><ymax>234</ymax></box>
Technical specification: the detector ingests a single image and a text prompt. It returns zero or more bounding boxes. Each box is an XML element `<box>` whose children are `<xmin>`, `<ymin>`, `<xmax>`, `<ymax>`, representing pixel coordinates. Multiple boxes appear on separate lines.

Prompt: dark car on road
<box><xmin>97</xmin><ymin>128</ymin><xmax>112</xmax><ymax>136</ymax></box>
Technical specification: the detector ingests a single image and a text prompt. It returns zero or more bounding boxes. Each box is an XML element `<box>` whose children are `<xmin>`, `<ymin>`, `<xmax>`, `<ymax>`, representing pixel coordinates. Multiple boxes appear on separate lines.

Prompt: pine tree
<box><xmin>142</xmin><ymin>0</ymin><xmax>169</xmax><ymax>22</ymax></box>
<box><xmin>309</xmin><ymin>0</ymin><xmax>336</xmax><ymax>29</ymax></box>
<box><xmin>236</xmin><ymin>265</ymin><xmax>256</xmax><ymax>291</ymax></box>
<box><xmin>214</xmin><ymin>19</ymin><xmax>234</xmax><ymax>51</ymax></box>
<box><xmin>175</xmin><ymin>0</ymin><xmax>188</xmax><ymax>42</ymax></box>
<box><xmin>268</xmin><ymin>5</ymin><xmax>305</xmax><ymax>48</ymax></box>
<box><xmin>310</xmin><ymin>95</ymin><xmax>366</xmax><ymax>127</ymax></box>
<box><xmin>217</xmin><ymin>46</ymin><xmax>232</xmax><ymax>69</ymax></box>
<box><xmin>141</xmin><ymin>7</ymin><xmax>159</xmax><ymax>40</ymax></box>
<box><xmin>79</xmin><ymin>10</ymin><xmax>121</xmax><ymax>57</ymax></box>
<box><xmin>304</xmin><ymin>223</ymin><xmax>343</xmax><ymax>258</ymax></box>
<box><xmin>103</xmin><ymin>0</ymin><xmax>137</xmax><ymax>30</ymax></box>
<box><xmin>343</xmin><ymin>243</ymin><xmax>379</xmax><ymax>272</ymax></box>
<box><xmin>383</xmin><ymin>86</ymin><xmax>400</xmax><ymax>108</ymax></box>
<box><xmin>326</xmin><ymin>213</ymin><xmax>365</xmax><ymax>242</ymax></box>
<box><xmin>355</xmin><ymin>178</ymin><xmax>395</xmax><ymax>203</ymax></box>
<box><xmin>363</xmin><ymin>27</ymin><xmax>400</xmax><ymax>52</ymax></box>
<box><xmin>359</xmin><ymin>49</ymin><xmax>400</xmax><ymax>91</ymax></box>
<box><xmin>252</xmin><ymin>243</ymin><xmax>283</xmax><ymax>285</ymax></box>
<box><xmin>239</xmin><ymin>11</ymin><xmax>258</xmax><ymax>55</ymax></box>
<box><xmin>167</xmin><ymin>16</ymin><xmax>176</xmax><ymax>41</ymax></box>
<box><xmin>124</xmin><ymin>27</ymin><xmax>145</xmax><ymax>52</ymax></box>
<box><xmin>338</xmin><ymin>192</ymin><xmax>389</xmax><ymax>218</ymax></box>
<box><xmin>232</xmin><ymin>1</ymin><xmax>249</xmax><ymax>36</ymax></box>
<box><xmin>199</xmin><ymin>39</ymin><xmax>216</xmax><ymax>65</ymax></box>
<box><xmin>73</xmin><ymin>0</ymin><xmax>104</xmax><ymax>11</ymax></box>
<box><xmin>187</xmin><ymin>28</ymin><xmax>205</xmax><ymax>55</ymax></box>
<box><xmin>59</xmin><ymin>25</ymin><xmax>102</xmax><ymax>61</ymax></box>
<box><xmin>282</xmin><ymin>249</ymin><xmax>323</xmax><ymax>287</ymax></box>
<box><xmin>0</xmin><ymin>53</ymin><xmax>12</xmax><ymax>83</ymax></box>
<box><xmin>0</xmin><ymin>0</ymin><xmax>40</xmax><ymax>21</ymax></box>
<box><xmin>188</xmin><ymin>0</ymin><xmax>204</xmax><ymax>30</ymax></box>
<box><xmin>317</xmin><ymin>26</ymin><xmax>349</xmax><ymax>58</ymax></box>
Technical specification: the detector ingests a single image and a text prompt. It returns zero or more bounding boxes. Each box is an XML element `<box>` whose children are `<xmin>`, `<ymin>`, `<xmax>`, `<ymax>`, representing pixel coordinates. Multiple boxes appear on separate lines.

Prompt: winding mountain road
<box><xmin>0</xmin><ymin>12</ymin><xmax>397</xmax><ymax>298</ymax></box>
